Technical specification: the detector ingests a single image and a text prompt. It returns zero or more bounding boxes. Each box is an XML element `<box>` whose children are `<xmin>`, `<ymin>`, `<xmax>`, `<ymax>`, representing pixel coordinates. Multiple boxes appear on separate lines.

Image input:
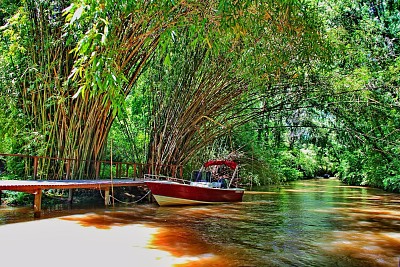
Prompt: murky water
<box><xmin>0</xmin><ymin>178</ymin><xmax>399</xmax><ymax>267</ymax></box>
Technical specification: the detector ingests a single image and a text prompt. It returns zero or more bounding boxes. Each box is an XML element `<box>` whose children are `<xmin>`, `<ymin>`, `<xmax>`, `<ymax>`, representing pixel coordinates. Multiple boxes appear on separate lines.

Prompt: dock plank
<box><xmin>0</xmin><ymin>179</ymin><xmax>145</xmax><ymax>192</ymax></box>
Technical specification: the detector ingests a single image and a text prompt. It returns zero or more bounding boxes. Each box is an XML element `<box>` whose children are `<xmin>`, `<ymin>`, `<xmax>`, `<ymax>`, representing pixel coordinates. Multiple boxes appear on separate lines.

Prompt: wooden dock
<box><xmin>0</xmin><ymin>179</ymin><xmax>146</xmax><ymax>217</ymax></box>
<box><xmin>0</xmin><ymin>153</ymin><xmax>185</xmax><ymax>217</ymax></box>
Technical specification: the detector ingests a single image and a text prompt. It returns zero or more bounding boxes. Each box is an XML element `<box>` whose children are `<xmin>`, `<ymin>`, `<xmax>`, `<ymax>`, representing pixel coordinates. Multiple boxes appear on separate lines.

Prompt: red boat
<box><xmin>144</xmin><ymin>160</ymin><xmax>245</xmax><ymax>206</ymax></box>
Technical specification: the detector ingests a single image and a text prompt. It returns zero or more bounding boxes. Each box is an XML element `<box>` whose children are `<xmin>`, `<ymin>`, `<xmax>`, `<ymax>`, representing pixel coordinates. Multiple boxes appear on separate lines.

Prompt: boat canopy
<box><xmin>203</xmin><ymin>160</ymin><xmax>238</xmax><ymax>170</ymax></box>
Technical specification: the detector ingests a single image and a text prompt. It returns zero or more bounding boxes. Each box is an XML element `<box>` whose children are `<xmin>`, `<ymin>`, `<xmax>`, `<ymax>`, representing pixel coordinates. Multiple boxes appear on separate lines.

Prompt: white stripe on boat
<box><xmin>152</xmin><ymin>194</ymin><xmax>227</xmax><ymax>206</ymax></box>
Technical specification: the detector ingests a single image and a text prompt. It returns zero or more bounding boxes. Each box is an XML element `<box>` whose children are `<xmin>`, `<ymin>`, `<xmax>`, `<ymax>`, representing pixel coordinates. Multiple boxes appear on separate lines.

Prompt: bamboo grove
<box><xmin>1</xmin><ymin>0</ymin><xmax>399</xmax><ymax>192</ymax></box>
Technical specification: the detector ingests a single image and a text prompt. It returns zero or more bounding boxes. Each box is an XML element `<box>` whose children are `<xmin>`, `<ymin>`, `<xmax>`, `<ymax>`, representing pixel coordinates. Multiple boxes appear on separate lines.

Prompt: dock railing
<box><xmin>0</xmin><ymin>153</ymin><xmax>183</xmax><ymax>180</ymax></box>
<box><xmin>144</xmin><ymin>174</ymin><xmax>190</xmax><ymax>184</ymax></box>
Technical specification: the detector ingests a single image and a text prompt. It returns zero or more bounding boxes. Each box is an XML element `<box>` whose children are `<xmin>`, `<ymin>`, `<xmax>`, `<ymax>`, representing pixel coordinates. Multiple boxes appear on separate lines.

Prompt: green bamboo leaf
<box><xmin>120</xmin><ymin>73</ymin><xmax>129</xmax><ymax>83</ymax></box>
<box><xmin>63</xmin><ymin>4</ymin><xmax>75</xmax><ymax>22</ymax></box>
<box><xmin>95</xmin><ymin>76</ymin><xmax>103</xmax><ymax>92</ymax></box>
<box><xmin>164</xmin><ymin>53</ymin><xmax>171</xmax><ymax>67</ymax></box>
<box><xmin>62</xmin><ymin>4</ymin><xmax>74</xmax><ymax>16</ymax></box>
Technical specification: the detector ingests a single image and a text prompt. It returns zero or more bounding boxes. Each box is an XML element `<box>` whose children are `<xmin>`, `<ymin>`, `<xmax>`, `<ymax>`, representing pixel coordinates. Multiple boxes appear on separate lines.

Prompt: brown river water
<box><xmin>0</xmin><ymin>178</ymin><xmax>399</xmax><ymax>267</ymax></box>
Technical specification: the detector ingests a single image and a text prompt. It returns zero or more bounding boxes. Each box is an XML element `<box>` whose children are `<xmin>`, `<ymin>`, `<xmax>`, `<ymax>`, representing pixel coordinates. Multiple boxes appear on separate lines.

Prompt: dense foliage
<box><xmin>0</xmin><ymin>0</ymin><xmax>399</xmax><ymax>192</ymax></box>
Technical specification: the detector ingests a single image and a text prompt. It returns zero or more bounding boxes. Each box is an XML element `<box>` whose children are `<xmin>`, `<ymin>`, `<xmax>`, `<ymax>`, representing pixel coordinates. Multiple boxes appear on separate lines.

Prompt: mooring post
<box><xmin>147</xmin><ymin>190</ymin><xmax>153</xmax><ymax>203</ymax></box>
<box><xmin>33</xmin><ymin>189</ymin><xmax>42</xmax><ymax>218</ymax></box>
<box><xmin>104</xmin><ymin>187</ymin><xmax>110</xmax><ymax>206</ymax></box>
<box><xmin>68</xmin><ymin>188</ymin><xmax>73</xmax><ymax>203</ymax></box>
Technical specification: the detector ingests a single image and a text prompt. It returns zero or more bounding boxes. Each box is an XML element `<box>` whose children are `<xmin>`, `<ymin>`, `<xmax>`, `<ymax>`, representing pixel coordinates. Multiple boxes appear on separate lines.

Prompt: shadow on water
<box><xmin>0</xmin><ymin>178</ymin><xmax>400</xmax><ymax>267</ymax></box>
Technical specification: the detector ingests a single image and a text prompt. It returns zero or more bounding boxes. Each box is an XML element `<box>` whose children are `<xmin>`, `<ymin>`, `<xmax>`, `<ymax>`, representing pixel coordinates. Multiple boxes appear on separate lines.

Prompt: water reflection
<box><xmin>0</xmin><ymin>178</ymin><xmax>399</xmax><ymax>266</ymax></box>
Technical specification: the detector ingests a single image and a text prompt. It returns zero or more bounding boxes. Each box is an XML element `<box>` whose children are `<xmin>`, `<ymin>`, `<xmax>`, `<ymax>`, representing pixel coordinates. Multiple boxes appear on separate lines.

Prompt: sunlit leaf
<box><xmin>70</xmin><ymin>6</ymin><xmax>84</xmax><ymax>24</ymax></box>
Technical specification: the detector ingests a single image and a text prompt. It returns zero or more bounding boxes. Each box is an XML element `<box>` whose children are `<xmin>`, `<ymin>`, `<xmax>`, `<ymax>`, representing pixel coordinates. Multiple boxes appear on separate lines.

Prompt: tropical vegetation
<box><xmin>0</xmin><ymin>0</ymin><xmax>399</xmax><ymax>194</ymax></box>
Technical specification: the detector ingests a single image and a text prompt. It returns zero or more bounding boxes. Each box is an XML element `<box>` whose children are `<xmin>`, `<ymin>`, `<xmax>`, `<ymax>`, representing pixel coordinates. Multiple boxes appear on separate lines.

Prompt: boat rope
<box><xmin>98</xmin><ymin>188</ymin><xmax>112</xmax><ymax>206</ymax></box>
<box><xmin>110</xmin><ymin>138</ymin><xmax>115</xmax><ymax>207</ymax></box>
<box><xmin>98</xmin><ymin>187</ymin><xmax>152</xmax><ymax>205</ymax></box>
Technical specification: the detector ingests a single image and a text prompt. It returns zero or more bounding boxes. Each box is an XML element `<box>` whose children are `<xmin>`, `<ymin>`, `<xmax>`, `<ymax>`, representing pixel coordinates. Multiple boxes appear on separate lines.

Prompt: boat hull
<box><xmin>145</xmin><ymin>181</ymin><xmax>244</xmax><ymax>206</ymax></box>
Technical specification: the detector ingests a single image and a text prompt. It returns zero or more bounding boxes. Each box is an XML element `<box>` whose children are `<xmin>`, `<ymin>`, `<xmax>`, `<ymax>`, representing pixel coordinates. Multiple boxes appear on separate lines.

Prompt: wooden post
<box><xmin>68</xmin><ymin>189</ymin><xmax>73</xmax><ymax>203</ymax></box>
<box><xmin>172</xmin><ymin>165</ymin><xmax>176</xmax><ymax>177</ymax></box>
<box><xmin>33</xmin><ymin>189</ymin><xmax>42</xmax><ymax>218</ymax></box>
<box><xmin>0</xmin><ymin>190</ymin><xmax>2</xmax><ymax>205</ymax></box>
<box><xmin>104</xmin><ymin>187</ymin><xmax>110</xmax><ymax>206</ymax></box>
<box><xmin>116</xmin><ymin>163</ymin><xmax>120</xmax><ymax>178</ymax></box>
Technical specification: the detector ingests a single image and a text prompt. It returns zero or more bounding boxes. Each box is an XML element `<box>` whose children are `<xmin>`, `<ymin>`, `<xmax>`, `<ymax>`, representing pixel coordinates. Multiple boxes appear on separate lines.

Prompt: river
<box><xmin>0</xmin><ymin>178</ymin><xmax>399</xmax><ymax>267</ymax></box>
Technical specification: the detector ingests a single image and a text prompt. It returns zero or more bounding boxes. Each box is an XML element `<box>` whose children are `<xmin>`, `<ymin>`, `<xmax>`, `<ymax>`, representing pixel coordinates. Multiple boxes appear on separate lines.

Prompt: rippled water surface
<box><xmin>0</xmin><ymin>178</ymin><xmax>399</xmax><ymax>267</ymax></box>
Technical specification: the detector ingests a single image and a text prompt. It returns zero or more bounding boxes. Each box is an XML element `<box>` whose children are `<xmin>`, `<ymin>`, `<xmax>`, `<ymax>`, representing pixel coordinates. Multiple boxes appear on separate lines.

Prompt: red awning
<box><xmin>203</xmin><ymin>160</ymin><xmax>238</xmax><ymax>170</ymax></box>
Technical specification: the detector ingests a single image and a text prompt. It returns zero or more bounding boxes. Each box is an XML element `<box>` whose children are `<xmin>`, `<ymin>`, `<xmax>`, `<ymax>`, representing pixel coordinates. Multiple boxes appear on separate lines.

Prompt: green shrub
<box><xmin>383</xmin><ymin>175</ymin><xmax>400</xmax><ymax>192</ymax></box>
<box><xmin>2</xmin><ymin>191</ymin><xmax>33</xmax><ymax>206</ymax></box>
